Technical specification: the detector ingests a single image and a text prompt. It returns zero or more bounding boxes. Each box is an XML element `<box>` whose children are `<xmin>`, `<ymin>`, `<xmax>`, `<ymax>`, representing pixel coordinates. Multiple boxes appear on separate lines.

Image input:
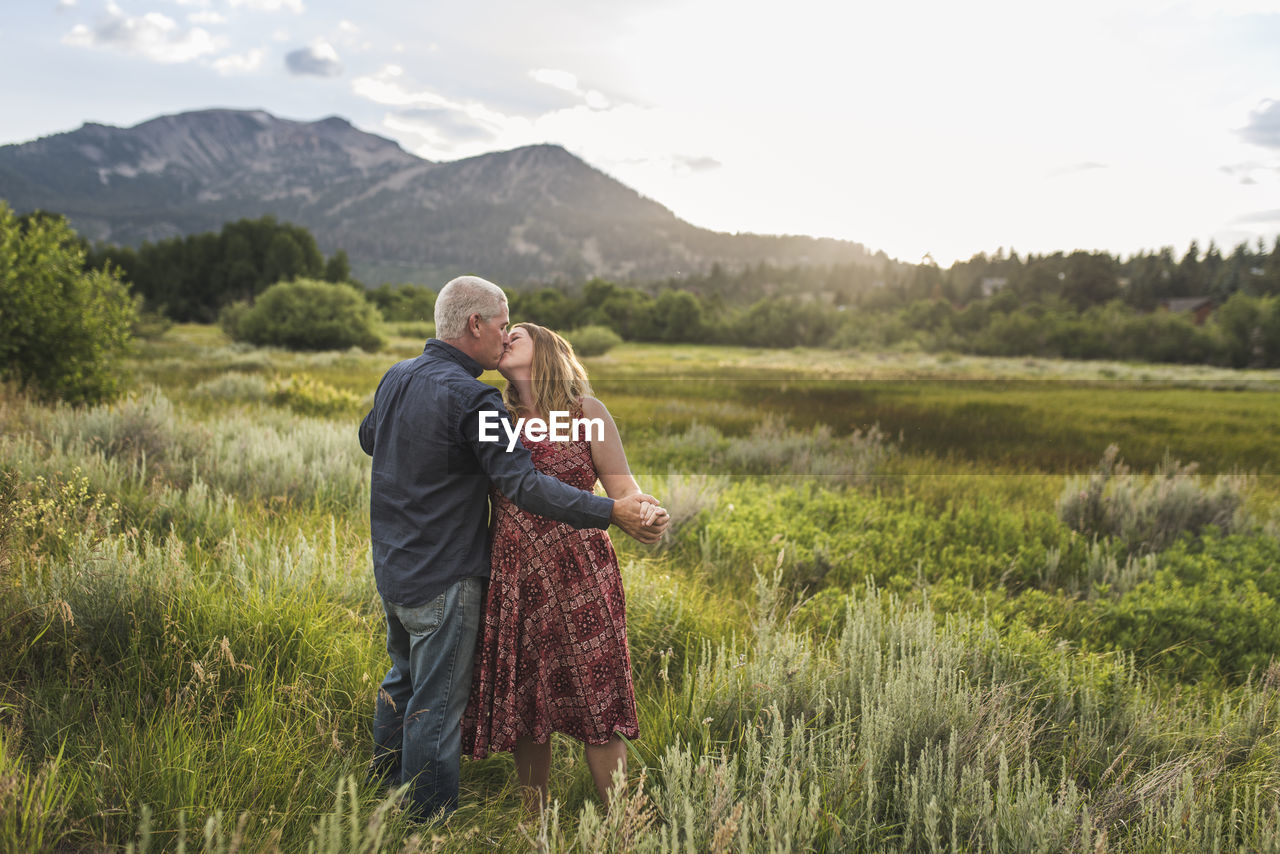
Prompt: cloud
<box><xmin>673</xmin><ymin>154</ymin><xmax>722</xmax><ymax>173</ymax></box>
<box><xmin>57</xmin><ymin>0</ymin><xmax>77</xmax><ymax>9</ymax></box>
<box><xmin>227</xmin><ymin>0</ymin><xmax>303</xmax><ymax>12</ymax></box>
<box><xmin>530</xmin><ymin>68</ymin><xmax>579</xmax><ymax>93</ymax></box>
<box><xmin>285</xmin><ymin>40</ymin><xmax>342</xmax><ymax>77</ymax></box>
<box><xmin>353</xmin><ymin>65</ymin><xmax>430</xmax><ymax>106</ymax></box>
<box><xmin>212</xmin><ymin>48</ymin><xmax>263</xmax><ymax>75</ymax></box>
<box><xmin>1235</xmin><ymin>209</ymin><xmax>1280</xmax><ymax>225</ymax></box>
<box><xmin>1239</xmin><ymin>99</ymin><xmax>1280</xmax><ymax>149</ymax></box>
<box><xmin>1221</xmin><ymin>160</ymin><xmax>1280</xmax><ymax>185</ymax></box>
<box><xmin>354</xmin><ymin>65</ymin><xmax>469</xmax><ymax>110</ymax></box>
<box><xmin>384</xmin><ymin>108</ymin><xmax>497</xmax><ymax>151</ymax></box>
<box><xmin>188</xmin><ymin>10</ymin><xmax>226</xmax><ymax>24</ymax></box>
<box><xmin>1222</xmin><ymin>162</ymin><xmax>1260</xmax><ymax>184</ymax></box>
<box><xmin>354</xmin><ymin>66</ymin><xmax>508</xmax><ymax>152</ymax></box>
<box><xmin>61</xmin><ymin>1</ymin><xmax>223</xmax><ymax>63</ymax></box>
<box><xmin>529</xmin><ymin>67</ymin><xmax>610</xmax><ymax>110</ymax></box>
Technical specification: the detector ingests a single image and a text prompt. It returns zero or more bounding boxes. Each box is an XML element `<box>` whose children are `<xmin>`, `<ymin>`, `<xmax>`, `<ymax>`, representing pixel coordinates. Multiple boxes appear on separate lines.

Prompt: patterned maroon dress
<box><xmin>462</xmin><ymin>410</ymin><xmax>640</xmax><ymax>757</ymax></box>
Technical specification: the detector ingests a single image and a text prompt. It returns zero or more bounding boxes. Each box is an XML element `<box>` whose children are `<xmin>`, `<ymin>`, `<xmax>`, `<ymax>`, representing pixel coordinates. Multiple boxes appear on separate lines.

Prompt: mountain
<box><xmin>0</xmin><ymin>108</ymin><xmax>886</xmax><ymax>285</ymax></box>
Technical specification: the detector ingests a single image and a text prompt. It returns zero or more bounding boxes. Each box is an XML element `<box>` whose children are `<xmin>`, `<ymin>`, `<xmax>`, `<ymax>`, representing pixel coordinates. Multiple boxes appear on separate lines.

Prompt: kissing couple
<box><xmin>359</xmin><ymin>275</ymin><xmax>668</xmax><ymax>820</ymax></box>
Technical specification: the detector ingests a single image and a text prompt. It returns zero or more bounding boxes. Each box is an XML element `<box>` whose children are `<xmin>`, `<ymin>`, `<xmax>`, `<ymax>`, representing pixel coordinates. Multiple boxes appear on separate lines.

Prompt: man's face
<box><xmin>473</xmin><ymin>304</ymin><xmax>510</xmax><ymax>370</ymax></box>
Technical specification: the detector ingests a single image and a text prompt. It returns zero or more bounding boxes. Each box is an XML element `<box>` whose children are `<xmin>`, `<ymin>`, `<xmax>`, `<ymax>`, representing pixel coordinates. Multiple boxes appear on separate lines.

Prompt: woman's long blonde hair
<box><xmin>503</xmin><ymin>322</ymin><xmax>593</xmax><ymax>418</ymax></box>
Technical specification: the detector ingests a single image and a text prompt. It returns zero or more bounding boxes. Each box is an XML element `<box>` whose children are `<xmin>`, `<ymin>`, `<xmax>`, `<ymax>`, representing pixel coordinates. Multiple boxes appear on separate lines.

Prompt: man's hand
<box><xmin>610</xmin><ymin>493</ymin><xmax>669</xmax><ymax>544</ymax></box>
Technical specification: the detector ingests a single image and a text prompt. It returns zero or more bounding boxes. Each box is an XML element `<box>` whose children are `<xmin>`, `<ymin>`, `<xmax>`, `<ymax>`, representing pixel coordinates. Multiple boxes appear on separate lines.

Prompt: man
<box><xmin>358</xmin><ymin>275</ymin><xmax>666</xmax><ymax>821</ymax></box>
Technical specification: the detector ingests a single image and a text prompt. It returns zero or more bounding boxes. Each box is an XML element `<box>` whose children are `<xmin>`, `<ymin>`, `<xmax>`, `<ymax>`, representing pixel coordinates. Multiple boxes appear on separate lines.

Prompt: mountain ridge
<box><xmin>0</xmin><ymin>108</ymin><xmax>887</xmax><ymax>285</ymax></box>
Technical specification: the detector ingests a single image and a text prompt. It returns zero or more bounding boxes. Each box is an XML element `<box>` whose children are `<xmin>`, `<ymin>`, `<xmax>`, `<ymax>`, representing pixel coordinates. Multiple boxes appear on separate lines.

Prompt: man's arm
<box><xmin>464</xmin><ymin>391</ymin><xmax>612</xmax><ymax>528</ymax></box>
<box><xmin>463</xmin><ymin>389</ymin><xmax>663</xmax><ymax>542</ymax></box>
<box><xmin>359</xmin><ymin>406</ymin><xmax>375</xmax><ymax>456</ymax></box>
<box><xmin>359</xmin><ymin>371</ymin><xmax>389</xmax><ymax>456</ymax></box>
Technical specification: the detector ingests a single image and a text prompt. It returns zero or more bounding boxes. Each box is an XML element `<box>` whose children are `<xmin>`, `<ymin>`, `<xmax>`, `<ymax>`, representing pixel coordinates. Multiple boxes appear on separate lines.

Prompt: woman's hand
<box><xmin>639</xmin><ymin>501</ymin><xmax>669</xmax><ymax>528</ymax></box>
<box><xmin>610</xmin><ymin>493</ymin><xmax>669</xmax><ymax>544</ymax></box>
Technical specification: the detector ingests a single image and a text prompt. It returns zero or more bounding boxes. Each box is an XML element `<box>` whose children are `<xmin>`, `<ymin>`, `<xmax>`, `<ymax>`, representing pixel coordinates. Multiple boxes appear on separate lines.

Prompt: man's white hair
<box><xmin>434</xmin><ymin>276</ymin><xmax>507</xmax><ymax>340</ymax></box>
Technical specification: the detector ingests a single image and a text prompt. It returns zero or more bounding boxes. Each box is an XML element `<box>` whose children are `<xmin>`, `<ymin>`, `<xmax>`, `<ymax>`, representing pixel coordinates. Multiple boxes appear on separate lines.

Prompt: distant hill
<box><xmin>0</xmin><ymin>109</ymin><xmax>887</xmax><ymax>285</ymax></box>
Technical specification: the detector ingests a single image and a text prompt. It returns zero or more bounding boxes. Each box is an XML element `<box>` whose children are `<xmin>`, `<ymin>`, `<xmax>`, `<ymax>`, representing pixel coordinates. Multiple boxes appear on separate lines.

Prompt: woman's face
<box><xmin>498</xmin><ymin>325</ymin><xmax>534</xmax><ymax>377</ymax></box>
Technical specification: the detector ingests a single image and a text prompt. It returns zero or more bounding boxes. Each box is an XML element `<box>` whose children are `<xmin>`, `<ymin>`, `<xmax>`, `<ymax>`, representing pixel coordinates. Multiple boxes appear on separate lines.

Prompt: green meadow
<box><xmin>3</xmin><ymin>324</ymin><xmax>1280</xmax><ymax>852</ymax></box>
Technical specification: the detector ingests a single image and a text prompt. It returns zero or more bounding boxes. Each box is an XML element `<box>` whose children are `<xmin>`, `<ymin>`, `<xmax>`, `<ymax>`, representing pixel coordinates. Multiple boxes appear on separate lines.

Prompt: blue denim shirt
<box><xmin>359</xmin><ymin>339</ymin><xmax>614</xmax><ymax>606</ymax></box>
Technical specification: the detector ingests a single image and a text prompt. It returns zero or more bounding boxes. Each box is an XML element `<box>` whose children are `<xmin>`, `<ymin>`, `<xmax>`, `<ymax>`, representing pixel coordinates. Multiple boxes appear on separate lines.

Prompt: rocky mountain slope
<box><xmin>0</xmin><ymin>109</ymin><xmax>883</xmax><ymax>285</ymax></box>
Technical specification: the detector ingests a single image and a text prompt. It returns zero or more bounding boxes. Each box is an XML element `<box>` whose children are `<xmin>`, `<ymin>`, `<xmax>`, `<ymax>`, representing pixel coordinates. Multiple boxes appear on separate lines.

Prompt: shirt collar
<box><xmin>426</xmin><ymin>339</ymin><xmax>485</xmax><ymax>378</ymax></box>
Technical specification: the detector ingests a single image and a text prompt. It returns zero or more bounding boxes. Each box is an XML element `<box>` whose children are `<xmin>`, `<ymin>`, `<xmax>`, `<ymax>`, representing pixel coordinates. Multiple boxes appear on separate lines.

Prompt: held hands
<box><xmin>610</xmin><ymin>493</ymin><xmax>670</xmax><ymax>545</ymax></box>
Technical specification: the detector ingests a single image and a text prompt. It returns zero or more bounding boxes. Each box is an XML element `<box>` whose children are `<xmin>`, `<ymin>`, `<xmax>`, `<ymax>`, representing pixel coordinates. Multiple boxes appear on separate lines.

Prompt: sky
<box><xmin>2</xmin><ymin>0</ymin><xmax>1279</xmax><ymax>266</ymax></box>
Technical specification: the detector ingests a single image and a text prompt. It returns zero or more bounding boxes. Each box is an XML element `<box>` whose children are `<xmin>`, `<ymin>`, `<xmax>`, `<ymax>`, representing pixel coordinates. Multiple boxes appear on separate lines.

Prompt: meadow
<box><xmin>2</xmin><ymin>324</ymin><xmax>1279</xmax><ymax>852</ymax></box>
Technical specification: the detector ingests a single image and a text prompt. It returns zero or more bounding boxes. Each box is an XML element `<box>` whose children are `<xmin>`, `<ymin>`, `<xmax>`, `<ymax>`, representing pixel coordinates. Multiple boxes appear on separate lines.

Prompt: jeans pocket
<box><xmin>393</xmin><ymin>592</ymin><xmax>445</xmax><ymax>637</ymax></box>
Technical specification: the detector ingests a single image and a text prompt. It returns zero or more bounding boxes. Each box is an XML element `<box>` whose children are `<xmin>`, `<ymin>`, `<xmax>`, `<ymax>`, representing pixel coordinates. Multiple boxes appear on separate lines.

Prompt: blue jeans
<box><xmin>371</xmin><ymin>577</ymin><xmax>483</xmax><ymax>820</ymax></box>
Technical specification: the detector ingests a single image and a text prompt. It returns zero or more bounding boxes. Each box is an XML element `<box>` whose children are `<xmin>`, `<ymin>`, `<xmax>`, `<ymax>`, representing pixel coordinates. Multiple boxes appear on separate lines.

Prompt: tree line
<box><xmin>74</xmin><ymin>210</ymin><xmax>1280</xmax><ymax>366</ymax></box>
<box><xmin>85</xmin><ymin>216</ymin><xmax>354</xmax><ymax>323</ymax></box>
<box><xmin>69</xmin><ymin>214</ymin><xmax>1280</xmax><ymax>370</ymax></box>
<box><xmin>501</xmin><ymin>242</ymin><xmax>1280</xmax><ymax>367</ymax></box>
<box><xmin>64</xmin><ymin>213</ymin><xmax>1280</xmax><ymax>370</ymax></box>
<box><xmin>7</xmin><ymin>205</ymin><xmax>1280</xmax><ymax>410</ymax></box>
<box><xmin>877</xmin><ymin>241</ymin><xmax>1280</xmax><ymax>311</ymax></box>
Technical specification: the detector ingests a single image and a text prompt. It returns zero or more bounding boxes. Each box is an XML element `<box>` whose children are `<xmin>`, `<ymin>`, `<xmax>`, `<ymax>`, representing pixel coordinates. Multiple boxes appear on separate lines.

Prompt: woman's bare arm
<box><xmin>582</xmin><ymin>396</ymin><xmax>667</xmax><ymax>530</ymax></box>
<box><xmin>581</xmin><ymin>396</ymin><xmax>641</xmax><ymax>499</ymax></box>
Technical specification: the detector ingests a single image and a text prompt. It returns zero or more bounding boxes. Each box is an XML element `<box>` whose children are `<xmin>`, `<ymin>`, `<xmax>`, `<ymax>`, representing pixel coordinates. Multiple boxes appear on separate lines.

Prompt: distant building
<box><xmin>1158</xmin><ymin>297</ymin><xmax>1214</xmax><ymax>326</ymax></box>
<box><xmin>980</xmin><ymin>277</ymin><xmax>1008</xmax><ymax>298</ymax></box>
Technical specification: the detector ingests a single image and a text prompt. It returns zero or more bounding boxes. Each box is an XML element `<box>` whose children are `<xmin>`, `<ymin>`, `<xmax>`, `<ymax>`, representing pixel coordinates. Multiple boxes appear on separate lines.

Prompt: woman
<box><xmin>462</xmin><ymin>321</ymin><xmax>649</xmax><ymax>813</ymax></box>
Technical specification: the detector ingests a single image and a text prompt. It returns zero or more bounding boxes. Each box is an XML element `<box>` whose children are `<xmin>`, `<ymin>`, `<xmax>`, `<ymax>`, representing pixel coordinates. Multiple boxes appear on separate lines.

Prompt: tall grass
<box><xmin>4</xmin><ymin>328</ymin><xmax>1280</xmax><ymax>851</ymax></box>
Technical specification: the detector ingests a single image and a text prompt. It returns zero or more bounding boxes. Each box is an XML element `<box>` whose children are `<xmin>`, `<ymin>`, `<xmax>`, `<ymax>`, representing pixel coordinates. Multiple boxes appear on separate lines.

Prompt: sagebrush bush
<box><xmin>643</xmin><ymin>473</ymin><xmax>724</xmax><ymax>551</ymax></box>
<box><xmin>646</xmin><ymin>416</ymin><xmax>894</xmax><ymax>482</ymax></box>
<box><xmin>188</xmin><ymin>372</ymin><xmax>271</xmax><ymax>406</ymax></box>
<box><xmin>567</xmin><ymin>325</ymin><xmax>623</xmax><ymax>357</ymax></box>
<box><xmin>3</xmin><ymin>386</ymin><xmax>369</xmax><ymax>517</ymax></box>
<box><xmin>1038</xmin><ymin>540</ymin><xmax>1158</xmax><ymax>599</ymax></box>
<box><xmin>220</xmin><ymin>278</ymin><xmax>385</xmax><ymax>352</ymax></box>
<box><xmin>1058</xmin><ymin>445</ymin><xmax>1249</xmax><ymax>553</ymax></box>
<box><xmin>42</xmin><ymin>386</ymin><xmax>183</xmax><ymax>468</ymax></box>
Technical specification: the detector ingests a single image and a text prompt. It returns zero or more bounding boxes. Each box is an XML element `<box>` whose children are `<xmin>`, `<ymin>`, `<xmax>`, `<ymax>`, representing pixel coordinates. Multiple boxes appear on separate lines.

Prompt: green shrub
<box><xmin>566</xmin><ymin>324</ymin><xmax>622</xmax><ymax>357</ymax></box>
<box><xmin>1086</xmin><ymin>532</ymin><xmax>1280</xmax><ymax>683</ymax></box>
<box><xmin>364</xmin><ymin>282</ymin><xmax>436</xmax><ymax>322</ymax></box>
<box><xmin>1058</xmin><ymin>445</ymin><xmax>1249</xmax><ymax>554</ymax></box>
<box><xmin>130</xmin><ymin>310</ymin><xmax>173</xmax><ymax>341</ymax></box>
<box><xmin>219</xmin><ymin>278</ymin><xmax>384</xmax><ymax>352</ymax></box>
<box><xmin>0</xmin><ymin>206</ymin><xmax>136</xmax><ymax>404</ymax></box>
<box><xmin>383</xmin><ymin>320</ymin><xmax>434</xmax><ymax>340</ymax></box>
<box><xmin>694</xmin><ymin>479</ymin><xmax>1079</xmax><ymax>597</ymax></box>
<box><xmin>267</xmin><ymin>375</ymin><xmax>362</xmax><ymax>417</ymax></box>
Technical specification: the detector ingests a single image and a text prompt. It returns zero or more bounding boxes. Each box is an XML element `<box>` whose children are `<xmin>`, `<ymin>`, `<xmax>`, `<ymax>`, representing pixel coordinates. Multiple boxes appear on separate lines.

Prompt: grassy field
<box><xmin>2</xmin><ymin>325</ymin><xmax>1279</xmax><ymax>852</ymax></box>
